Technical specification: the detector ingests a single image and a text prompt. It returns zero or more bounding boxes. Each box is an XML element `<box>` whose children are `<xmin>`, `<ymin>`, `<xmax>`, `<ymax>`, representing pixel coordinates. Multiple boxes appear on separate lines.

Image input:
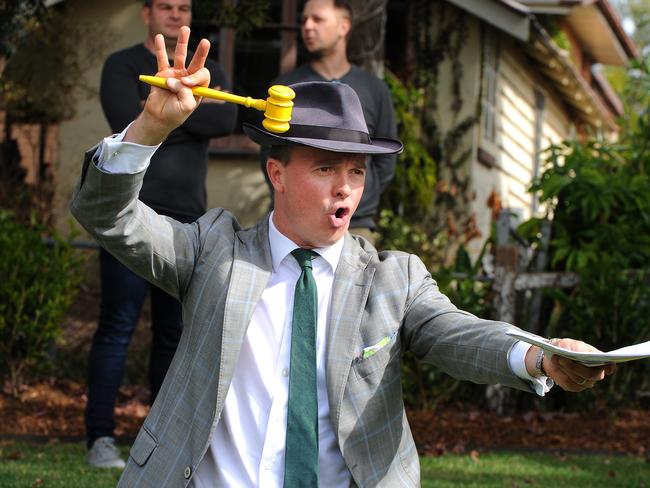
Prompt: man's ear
<box><xmin>266</xmin><ymin>158</ymin><xmax>285</xmax><ymax>194</ymax></box>
<box><xmin>337</xmin><ymin>9</ymin><xmax>352</xmax><ymax>39</ymax></box>
<box><xmin>141</xmin><ymin>6</ymin><xmax>151</xmax><ymax>26</ymax></box>
<box><xmin>338</xmin><ymin>13</ymin><xmax>351</xmax><ymax>38</ymax></box>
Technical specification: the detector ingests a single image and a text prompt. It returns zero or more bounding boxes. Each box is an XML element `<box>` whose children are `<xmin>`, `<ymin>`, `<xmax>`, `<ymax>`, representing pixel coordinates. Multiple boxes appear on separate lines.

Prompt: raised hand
<box><xmin>125</xmin><ymin>26</ymin><xmax>211</xmax><ymax>146</ymax></box>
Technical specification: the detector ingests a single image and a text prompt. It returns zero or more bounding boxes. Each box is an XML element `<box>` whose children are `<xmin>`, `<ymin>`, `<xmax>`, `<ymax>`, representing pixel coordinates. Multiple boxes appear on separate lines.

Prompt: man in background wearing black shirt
<box><xmin>262</xmin><ymin>0</ymin><xmax>398</xmax><ymax>244</ymax></box>
<box><xmin>86</xmin><ymin>0</ymin><xmax>236</xmax><ymax>469</ymax></box>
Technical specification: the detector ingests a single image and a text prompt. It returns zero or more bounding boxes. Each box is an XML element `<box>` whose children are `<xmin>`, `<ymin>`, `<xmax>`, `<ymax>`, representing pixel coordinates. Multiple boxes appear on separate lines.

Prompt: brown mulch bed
<box><xmin>1</xmin><ymin>378</ymin><xmax>650</xmax><ymax>457</ymax></box>
<box><xmin>408</xmin><ymin>406</ymin><xmax>650</xmax><ymax>457</ymax></box>
<box><xmin>0</xmin><ymin>379</ymin><xmax>149</xmax><ymax>440</ymax></box>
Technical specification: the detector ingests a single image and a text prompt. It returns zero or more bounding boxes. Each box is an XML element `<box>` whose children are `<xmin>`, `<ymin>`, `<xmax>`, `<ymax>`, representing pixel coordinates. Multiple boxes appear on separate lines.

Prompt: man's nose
<box><xmin>334</xmin><ymin>175</ymin><xmax>352</xmax><ymax>198</ymax></box>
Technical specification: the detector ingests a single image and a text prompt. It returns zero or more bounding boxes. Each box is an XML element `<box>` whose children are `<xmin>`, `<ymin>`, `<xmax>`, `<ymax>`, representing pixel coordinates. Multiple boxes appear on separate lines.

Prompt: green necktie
<box><xmin>284</xmin><ymin>248</ymin><xmax>319</xmax><ymax>487</ymax></box>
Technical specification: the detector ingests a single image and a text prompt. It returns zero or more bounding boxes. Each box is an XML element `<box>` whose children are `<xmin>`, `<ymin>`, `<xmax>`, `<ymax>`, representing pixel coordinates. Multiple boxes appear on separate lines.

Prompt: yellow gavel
<box><xmin>139</xmin><ymin>75</ymin><xmax>295</xmax><ymax>133</ymax></box>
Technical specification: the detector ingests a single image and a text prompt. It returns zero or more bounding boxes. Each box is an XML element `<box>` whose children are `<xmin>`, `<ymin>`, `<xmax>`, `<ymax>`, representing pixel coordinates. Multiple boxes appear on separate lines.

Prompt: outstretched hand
<box><xmin>528</xmin><ymin>339</ymin><xmax>617</xmax><ymax>392</ymax></box>
<box><xmin>125</xmin><ymin>26</ymin><xmax>211</xmax><ymax>146</ymax></box>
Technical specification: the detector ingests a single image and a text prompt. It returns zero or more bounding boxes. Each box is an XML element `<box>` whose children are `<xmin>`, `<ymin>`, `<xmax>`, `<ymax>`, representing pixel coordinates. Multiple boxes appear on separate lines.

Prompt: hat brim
<box><xmin>243</xmin><ymin>123</ymin><xmax>403</xmax><ymax>155</ymax></box>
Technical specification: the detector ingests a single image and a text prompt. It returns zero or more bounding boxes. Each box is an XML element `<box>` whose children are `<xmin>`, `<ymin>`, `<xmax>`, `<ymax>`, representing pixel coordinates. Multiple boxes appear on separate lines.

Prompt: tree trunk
<box><xmin>347</xmin><ymin>0</ymin><xmax>388</xmax><ymax>77</ymax></box>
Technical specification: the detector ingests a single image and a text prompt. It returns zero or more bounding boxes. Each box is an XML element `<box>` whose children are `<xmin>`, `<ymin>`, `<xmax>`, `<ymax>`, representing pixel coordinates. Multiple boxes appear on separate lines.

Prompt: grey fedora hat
<box><xmin>242</xmin><ymin>81</ymin><xmax>403</xmax><ymax>155</ymax></box>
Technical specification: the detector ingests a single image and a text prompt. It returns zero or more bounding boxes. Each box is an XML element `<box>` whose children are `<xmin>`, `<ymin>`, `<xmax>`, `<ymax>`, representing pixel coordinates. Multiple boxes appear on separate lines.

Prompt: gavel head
<box><xmin>262</xmin><ymin>85</ymin><xmax>295</xmax><ymax>133</ymax></box>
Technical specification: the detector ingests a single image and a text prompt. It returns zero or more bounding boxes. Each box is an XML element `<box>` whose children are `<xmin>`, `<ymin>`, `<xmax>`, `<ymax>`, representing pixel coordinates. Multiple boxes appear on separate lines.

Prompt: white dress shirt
<box><xmin>95</xmin><ymin>127</ymin><xmax>552</xmax><ymax>488</ymax></box>
<box><xmin>192</xmin><ymin>217</ymin><xmax>350</xmax><ymax>487</ymax></box>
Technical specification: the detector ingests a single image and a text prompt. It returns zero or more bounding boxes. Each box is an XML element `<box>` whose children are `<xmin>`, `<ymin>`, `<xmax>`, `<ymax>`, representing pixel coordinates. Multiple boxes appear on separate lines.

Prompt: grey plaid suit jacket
<box><xmin>71</xmin><ymin>152</ymin><xmax>534</xmax><ymax>487</ymax></box>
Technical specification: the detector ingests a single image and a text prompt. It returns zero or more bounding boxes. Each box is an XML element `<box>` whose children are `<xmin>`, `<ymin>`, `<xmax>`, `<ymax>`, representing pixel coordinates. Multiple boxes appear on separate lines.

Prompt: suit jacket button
<box><xmin>184</xmin><ymin>466</ymin><xmax>192</xmax><ymax>479</ymax></box>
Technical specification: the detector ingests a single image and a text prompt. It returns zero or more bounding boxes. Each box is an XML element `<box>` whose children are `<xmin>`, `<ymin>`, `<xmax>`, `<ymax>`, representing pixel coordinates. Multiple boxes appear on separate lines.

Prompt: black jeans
<box><xmin>85</xmin><ymin>248</ymin><xmax>183</xmax><ymax>446</ymax></box>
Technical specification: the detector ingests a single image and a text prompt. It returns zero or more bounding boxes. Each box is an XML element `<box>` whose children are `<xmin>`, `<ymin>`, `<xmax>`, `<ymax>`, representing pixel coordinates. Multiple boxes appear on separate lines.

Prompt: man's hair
<box><xmin>143</xmin><ymin>0</ymin><xmax>193</xmax><ymax>10</ymax></box>
<box><xmin>335</xmin><ymin>0</ymin><xmax>353</xmax><ymax>23</ymax></box>
<box><xmin>302</xmin><ymin>0</ymin><xmax>354</xmax><ymax>25</ymax></box>
<box><xmin>268</xmin><ymin>145</ymin><xmax>293</xmax><ymax>165</ymax></box>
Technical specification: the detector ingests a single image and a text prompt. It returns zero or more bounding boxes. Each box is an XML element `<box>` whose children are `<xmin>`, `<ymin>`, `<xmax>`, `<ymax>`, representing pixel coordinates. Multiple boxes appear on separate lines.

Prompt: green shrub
<box><xmin>523</xmin><ymin>139</ymin><xmax>650</xmax><ymax>408</ymax></box>
<box><xmin>0</xmin><ymin>210</ymin><xmax>85</xmax><ymax>395</ymax></box>
<box><xmin>383</xmin><ymin>71</ymin><xmax>437</xmax><ymax>220</ymax></box>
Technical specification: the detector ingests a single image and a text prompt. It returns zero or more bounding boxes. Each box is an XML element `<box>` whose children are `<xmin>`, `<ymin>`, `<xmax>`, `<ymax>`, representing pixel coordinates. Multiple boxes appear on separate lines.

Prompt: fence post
<box><xmin>492</xmin><ymin>209</ymin><xmax>520</xmax><ymax>324</ymax></box>
<box><xmin>527</xmin><ymin>219</ymin><xmax>551</xmax><ymax>335</ymax></box>
<box><xmin>487</xmin><ymin>210</ymin><xmax>521</xmax><ymax>414</ymax></box>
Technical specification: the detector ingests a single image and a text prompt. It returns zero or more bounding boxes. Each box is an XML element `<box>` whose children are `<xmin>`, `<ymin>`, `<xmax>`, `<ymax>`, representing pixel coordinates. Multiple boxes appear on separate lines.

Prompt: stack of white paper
<box><xmin>506</xmin><ymin>328</ymin><xmax>650</xmax><ymax>367</ymax></box>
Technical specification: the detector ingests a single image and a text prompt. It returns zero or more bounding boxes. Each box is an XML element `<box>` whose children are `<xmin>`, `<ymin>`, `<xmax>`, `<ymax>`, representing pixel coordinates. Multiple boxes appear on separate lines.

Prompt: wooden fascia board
<box><xmin>446</xmin><ymin>0</ymin><xmax>531</xmax><ymax>41</ymax></box>
<box><xmin>567</xmin><ymin>5</ymin><xmax>629</xmax><ymax>65</ymax></box>
<box><xmin>595</xmin><ymin>0</ymin><xmax>638</xmax><ymax>59</ymax></box>
<box><xmin>522</xmin><ymin>0</ymin><xmax>637</xmax><ymax>62</ymax></box>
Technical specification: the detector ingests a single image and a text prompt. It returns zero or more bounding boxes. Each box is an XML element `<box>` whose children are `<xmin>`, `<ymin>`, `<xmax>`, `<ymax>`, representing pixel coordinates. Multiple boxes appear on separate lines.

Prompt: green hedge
<box><xmin>0</xmin><ymin>211</ymin><xmax>84</xmax><ymax>395</ymax></box>
<box><xmin>520</xmin><ymin>139</ymin><xmax>650</xmax><ymax>409</ymax></box>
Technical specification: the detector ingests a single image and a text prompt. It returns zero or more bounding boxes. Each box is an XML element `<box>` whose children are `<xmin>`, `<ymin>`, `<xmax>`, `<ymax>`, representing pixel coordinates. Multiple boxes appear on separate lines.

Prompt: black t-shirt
<box><xmin>100</xmin><ymin>44</ymin><xmax>237</xmax><ymax>220</ymax></box>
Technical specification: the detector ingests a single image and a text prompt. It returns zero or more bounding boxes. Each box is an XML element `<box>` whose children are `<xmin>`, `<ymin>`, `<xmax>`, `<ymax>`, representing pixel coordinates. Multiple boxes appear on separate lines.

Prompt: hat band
<box><xmin>285</xmin><ymin>124</ymin><xmax>371</xmax><ymax>144</ymax></box>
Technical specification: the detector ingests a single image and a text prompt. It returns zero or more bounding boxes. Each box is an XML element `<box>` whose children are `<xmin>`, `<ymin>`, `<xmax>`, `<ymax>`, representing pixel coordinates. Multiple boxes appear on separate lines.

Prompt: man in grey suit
<box><xmin>71</xmin><ymin>27</ymin><xmax>615</xmax><ymax>487</ymax></box>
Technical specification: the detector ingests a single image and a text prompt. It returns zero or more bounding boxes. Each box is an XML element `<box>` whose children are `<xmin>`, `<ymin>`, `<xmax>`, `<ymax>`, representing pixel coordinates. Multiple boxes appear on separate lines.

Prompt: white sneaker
<box><xmin>87</xmin><ymin>436</ymin><xmax>126</xmax><ymax>469</ymax></box>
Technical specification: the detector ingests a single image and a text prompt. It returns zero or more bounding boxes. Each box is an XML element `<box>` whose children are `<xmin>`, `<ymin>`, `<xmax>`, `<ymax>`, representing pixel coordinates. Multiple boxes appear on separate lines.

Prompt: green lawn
<box><xmin>1</xmin><ymin>442</ymin><xmax>648</xmax><ymax>487</ymax></box>
<box><xmin>0</xmin><ymin>442</ymin><xmax>126</xmax><ymax>488</ymax></box>
<box><xmin>421</xmin><ymin>451</ymin><xmax>650</xmax><ymax>487</ymax></box>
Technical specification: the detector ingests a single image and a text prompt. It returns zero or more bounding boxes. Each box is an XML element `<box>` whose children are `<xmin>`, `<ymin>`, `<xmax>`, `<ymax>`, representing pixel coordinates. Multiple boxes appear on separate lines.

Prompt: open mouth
<box><xmin>329</xmin><ymin>207</ymin><xmax>350</xmax><ymax>228</ymax></box>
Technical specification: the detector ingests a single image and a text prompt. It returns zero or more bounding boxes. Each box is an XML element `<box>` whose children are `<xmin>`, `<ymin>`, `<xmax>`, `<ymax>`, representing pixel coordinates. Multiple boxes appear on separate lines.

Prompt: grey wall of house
<box><xmin>54</xmin><ymin>0</ymin><xmax>269</xmax><ymax>238</ymax></box>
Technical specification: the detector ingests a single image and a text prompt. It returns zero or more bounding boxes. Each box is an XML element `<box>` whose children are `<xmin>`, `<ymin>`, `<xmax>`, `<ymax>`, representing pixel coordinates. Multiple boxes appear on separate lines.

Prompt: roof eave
<box><xmin>519</xmin><ymin>0</ymin><xmax>638</xmax><ymax>62</ymax></box>
<box><xmin>595</xmin><ymin>0</ymin><xmax>638</xmax><ymax>59</ymax></box>
<box><xmin>527</xmin><ymin>20</ymin><xmax>619</xmax><ymax>132</ymax></box>
<box><xmin>447</xmin><ymin>0</ymin><xmax>531</xmax><ymax>42</ymax></box>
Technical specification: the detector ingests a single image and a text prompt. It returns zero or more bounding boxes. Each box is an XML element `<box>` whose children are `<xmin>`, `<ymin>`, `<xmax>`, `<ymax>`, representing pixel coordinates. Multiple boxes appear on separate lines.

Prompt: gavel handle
<box><xmin>139</xmin><ymin>75</ymin><xmax>267</xmax><ymax>112</ymax></box>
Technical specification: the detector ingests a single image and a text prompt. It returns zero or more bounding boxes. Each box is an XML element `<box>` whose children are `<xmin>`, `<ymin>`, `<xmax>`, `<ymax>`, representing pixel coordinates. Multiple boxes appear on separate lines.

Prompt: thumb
<box><xmin>167</xmin><ymin>78</ymin><xmax>199</xmax><ymax>111</ymax></box>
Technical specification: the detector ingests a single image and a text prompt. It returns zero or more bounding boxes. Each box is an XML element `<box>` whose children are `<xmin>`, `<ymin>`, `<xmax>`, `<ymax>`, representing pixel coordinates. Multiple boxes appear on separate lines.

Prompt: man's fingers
<box><xmin>164</xmin><ymin>78</ymin><xmax>198</xmax><ymax>109</ymax></box>
<box><xmin>545</xmin><ymin>338</ymin><xmax>617</xmax><ymax>392</ymax></box>
<box><xmin>550</xmin><ymin>356</ymin><xmax>607</xmax><ymax>391</ymax></box>
<box><xmin>187</xmin><ymin>38</ymin><xmax>211</xmax><ymax>75</ymax></box>
<box><xmin>556</xmin><ymin>357</ymin><xmax>606</xmax><ymax>382</ymax></box>
<box><xmin>549</xmin><ymin>362</ymin><xmax>591</xmax><ymax>392</ymax></box>
<box><xmin>181</xmin><ymin>67</ymin><xmax>211</xmax><ymax>88</ymax></box>
<box><xmin>154</xmin><ymin>34</ymin><xmax>170</xmax><ymax>71</ymax></box>
<box><xmin>165</xmin><ymin>78</ymin><xmax>183</xmax><ymax>93</ymax></box>
<box><xmin>176</xmin><ymin>84</ymin><xmax>200</xmax><ymax>111</ymax></box>
<box><xmin>549</xmin><ymin>366</ymin><xmax>584</xmax><ymax>392</ymax></box>
<box><xmin>173</xmin><ymin>26</ymin><xmax>190</xmax><ymax>69</ymax></box>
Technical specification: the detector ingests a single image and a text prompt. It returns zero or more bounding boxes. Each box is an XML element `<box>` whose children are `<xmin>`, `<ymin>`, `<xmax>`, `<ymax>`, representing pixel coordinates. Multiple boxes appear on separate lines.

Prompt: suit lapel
<box><xmin>326</xmin><ymin>234</ymin><xmax>374</xmax><ymax>433</ymax></box>
<box><xmin>216</xmin><ymin>217</ymin><xmax>273</xmax><ymax>411</ymax></box>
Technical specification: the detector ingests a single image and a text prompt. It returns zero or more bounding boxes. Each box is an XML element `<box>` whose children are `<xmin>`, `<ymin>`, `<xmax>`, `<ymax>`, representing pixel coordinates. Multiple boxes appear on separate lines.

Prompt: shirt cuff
<box><xmin>509</xmin><ymin>341</ymin><xmax>554</xmax><ymax>396</ymax></box>
<box><xmin>94</xmin><ymin>122</ymin><xmax>161</xmax><ymax>174</ymax></box>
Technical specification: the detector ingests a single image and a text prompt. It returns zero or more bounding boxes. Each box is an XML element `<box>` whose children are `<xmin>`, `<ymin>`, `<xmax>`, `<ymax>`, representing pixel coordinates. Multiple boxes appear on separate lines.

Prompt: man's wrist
<box><xmin>525</xmin><ymin>345</ymin><xmax>547</xmax><ymax>378</ymax></box>
<box><xmin>124</xmin><ymin>112</ymin><xmax>170</xmax><ymax>146</ymax></box>
<box><xmin>533</xmin><ymin>347</ymin><xmax>546</xmax><ymax>377</ymax></box>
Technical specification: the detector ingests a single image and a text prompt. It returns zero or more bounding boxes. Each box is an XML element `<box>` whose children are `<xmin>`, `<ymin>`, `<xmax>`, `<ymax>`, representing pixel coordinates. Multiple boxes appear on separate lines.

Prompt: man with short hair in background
<box><xmin>262</xmin><ymin>0</ymin><xmax>398</xmax><ymax>244</ymax></box>
<box><xmin>86</xmin><ymin>0</ymin><xmax>236</xmax><ymax>469</ymax></box>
